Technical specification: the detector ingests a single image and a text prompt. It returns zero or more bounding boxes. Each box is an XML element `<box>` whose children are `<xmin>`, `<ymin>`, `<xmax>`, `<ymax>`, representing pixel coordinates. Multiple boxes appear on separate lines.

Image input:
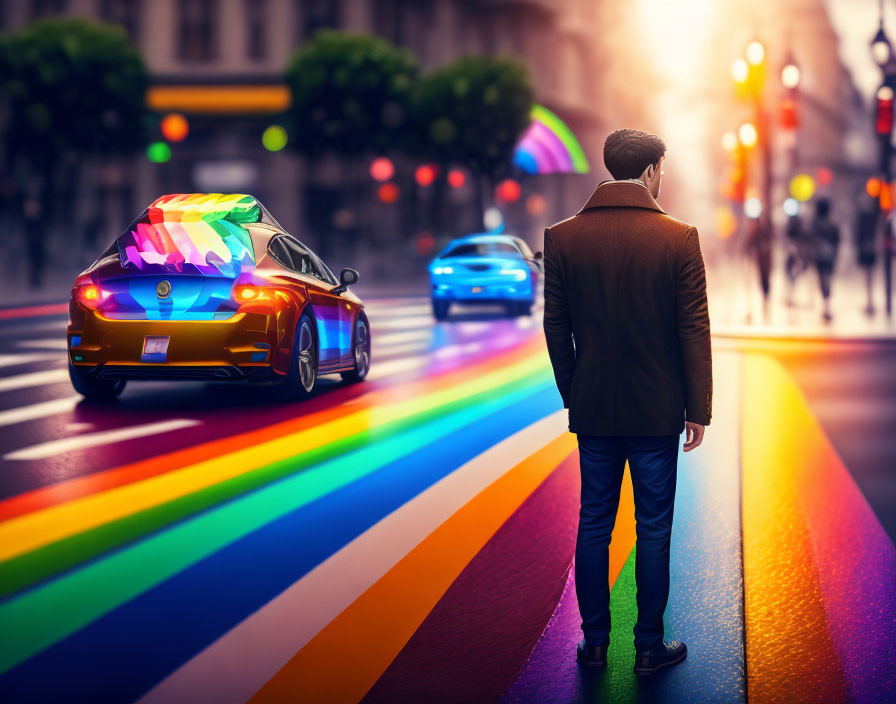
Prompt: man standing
<box><xmin>543</xmin><ymin>129</ymin><xmax>712</xmax><ymax>675</ymax></box>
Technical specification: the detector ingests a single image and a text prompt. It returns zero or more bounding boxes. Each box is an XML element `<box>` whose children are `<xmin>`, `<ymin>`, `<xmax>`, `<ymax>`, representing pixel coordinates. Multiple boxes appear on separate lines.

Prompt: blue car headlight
<box><xmin>499</xmin><ymin>268</ymin><xmax>528</xmax><ymax>282</ymax></box>
<box><xmin>432</xmin><ymin>266</ymin><xmax>454</xmax><ymax>275</ymax></box>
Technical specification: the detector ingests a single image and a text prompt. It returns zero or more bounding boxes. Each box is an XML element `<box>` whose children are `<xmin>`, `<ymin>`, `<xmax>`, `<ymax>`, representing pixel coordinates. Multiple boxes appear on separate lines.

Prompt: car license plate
<box><xmin>142</xmin><ymin>335</ymin><xmax>169</xmax><ymax>363</ymax></box>
<box><xmin>471</xmin><ymin>286</ymin><xmax>483</xmax><ymax>293</ymax></box>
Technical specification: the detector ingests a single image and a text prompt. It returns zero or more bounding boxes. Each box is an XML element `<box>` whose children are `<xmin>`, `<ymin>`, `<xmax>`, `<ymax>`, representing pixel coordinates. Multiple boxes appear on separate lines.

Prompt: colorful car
<box><xmin>68</xmin><ymin>193</ymin><xmax>370</xmax><ymax>400</ymax></box>
<box><xmin>429</xmin><ymin>233</ymin><xmax>543</xmax><ymax>320</ymax></box>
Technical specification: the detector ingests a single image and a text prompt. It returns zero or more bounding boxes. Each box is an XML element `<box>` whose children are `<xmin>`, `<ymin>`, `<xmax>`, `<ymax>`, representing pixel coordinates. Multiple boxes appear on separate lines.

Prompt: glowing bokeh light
<box><xmin>783</xmin><ymin>198</ymin><xmax>800</xmax><ymax>216</ymax></box>
<box><xmin>744</xmin><ymin>197</ymin><xmax>763</xmax><ymax>219</ymax></box>
<box><xmin>746</xmin><ymin>41</ymin><xmax>765</xmax><ymax>66</ymax></box>
<box><xmin>415</xmin><ymin>164</ymin><xmax>438</xmax><ymax>187</ymax></box>
<box><xmin>866</xmin><ymin>177</ymin><xmax>882</xmax><ymax>198</ymax></box>
<box><xmin>731</xmin><ymin>59</ymin><xmax>749</xmax><ymax>83</ymax></box>
<box><xmin>262</xmin><ymin>125</ymin><xmax>288</xmax><ymax>151</ymax></box>
<box><xmin>146</xmin><ymin>142</ymin><xmax>171</xmax><ymax>163</ymax></box>
<box><xmin>447</xmin><ymin>169</ymin><xmax>465</xmax><ymax>188</ymax></box>
<box><xmin>816</xmin><ymin>167</ymin><xmax>833</xmax><ymax>186</ymax></box>
<box><xmin>715</xmin><ymin>206</ymin><xmax>738</xmax><ymax>240</ymax></box>
<box><xmin>789</xmin><ymin>174</ymin><xmax>816</xmax><ymax>202</ymax></box>
<box><xmin>378</xmin><ymin>183</ymin><xmax>400</xmax><ymax>204</ymax></box>
<box><xmin>739</xmin><ymin>122</ymin><xmax>758</xmax><ymax>148</ymax></box>
<box><xmin>161</xmin><ymin>113</ymin><xmax>189</xmax><ymax>142</ymax></box>
<box><xmin>526</xmin><ymin>193</ymin><xmax>546</xmax><ymax>216</ymax></box>
<box><xmin>781</xmin><ymin>64</ymin><xmax>800</xmax><ymax>89</ymax></box>
<box><xmin>484</xmin><ymin>207</ymin><xmax>503</xmax><ymax>231</ymax></box>
<box><xmin>721</xmin><ymin>131</ymin><xmax>738</xmax><ymax>152</ymax></box>
<box><xmin>495</xmin><ymin>179</ymin><xmax>522</xmax><ymax>203</ymax></box>
<box><xmin>369</xmin><ymin>157</ymin><xmax>394</xmax><ymax>182</ymax></box>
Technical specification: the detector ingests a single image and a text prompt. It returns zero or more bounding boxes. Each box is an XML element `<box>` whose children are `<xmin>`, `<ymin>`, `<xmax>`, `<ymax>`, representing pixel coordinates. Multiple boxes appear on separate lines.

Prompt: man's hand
<box><xmin>683</xmin><ymin>422</ymin><xmax>705</xmax><ymax>452</ymax></box>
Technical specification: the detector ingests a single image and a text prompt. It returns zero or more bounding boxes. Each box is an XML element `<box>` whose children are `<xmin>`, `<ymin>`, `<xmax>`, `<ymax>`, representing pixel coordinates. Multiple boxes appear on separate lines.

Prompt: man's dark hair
<box><xmin>603</xmin><ymin>129</ymin><xmax>666</xmax><ymax>180</ymax></box>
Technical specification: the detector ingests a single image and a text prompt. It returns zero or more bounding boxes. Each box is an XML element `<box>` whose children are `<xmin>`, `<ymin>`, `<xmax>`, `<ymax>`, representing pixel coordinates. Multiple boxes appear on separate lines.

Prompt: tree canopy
<box><xmin>284</xmin><ymin>31</ymin><xmax>419</xmax><ymax>159</ymax></box>
<box><xmin>411</xmin><ymin>56</ymin><xmax>533</xmax><ymax>180</ymax></box>
<box><xmin>0</xmin><ymin>18</ymin><xmax>150</xmax><ymax>164</ymax></box>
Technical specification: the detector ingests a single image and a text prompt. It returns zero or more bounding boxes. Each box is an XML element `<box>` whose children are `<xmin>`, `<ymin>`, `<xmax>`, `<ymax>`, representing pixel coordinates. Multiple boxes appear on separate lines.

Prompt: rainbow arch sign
<box><xmin>513</xmin><ymin>104</ymin><xmax>590</xmax><ymax>175</ymax></box>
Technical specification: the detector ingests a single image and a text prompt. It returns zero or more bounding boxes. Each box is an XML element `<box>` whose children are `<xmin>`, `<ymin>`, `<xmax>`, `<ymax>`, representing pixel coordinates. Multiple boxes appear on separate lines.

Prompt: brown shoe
<box><xmin>576</xmin><ymin>638</ymin><xmax>608</xmax><ymax>668</ymax></box>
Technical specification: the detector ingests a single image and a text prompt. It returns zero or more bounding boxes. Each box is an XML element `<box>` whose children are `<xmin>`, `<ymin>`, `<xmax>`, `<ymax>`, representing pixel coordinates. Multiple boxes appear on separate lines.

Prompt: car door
<box><xmin>279</xmin><ymin>237</ymin><xmax>348</xmax><ymax>370</ymax></box>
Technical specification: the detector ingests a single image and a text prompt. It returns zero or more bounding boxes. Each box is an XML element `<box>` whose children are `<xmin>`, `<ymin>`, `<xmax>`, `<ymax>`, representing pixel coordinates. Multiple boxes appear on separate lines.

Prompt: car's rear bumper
<box><xmin>431</xmin><ymin>281</ymin><xmax>533</xmax><ymax>303</ymax></box>
<box><xmin>68</xmin><ymin>309</ymin><xmax>288</xmax><ymax>377</ymax></box>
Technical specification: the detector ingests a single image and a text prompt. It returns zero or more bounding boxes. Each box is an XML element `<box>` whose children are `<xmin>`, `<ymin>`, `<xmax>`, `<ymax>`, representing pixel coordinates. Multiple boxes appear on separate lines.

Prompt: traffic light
<box><xmin>876</xmin><ymin>86</ymin><xmax>894</xmax><ymax>135</ymax></box>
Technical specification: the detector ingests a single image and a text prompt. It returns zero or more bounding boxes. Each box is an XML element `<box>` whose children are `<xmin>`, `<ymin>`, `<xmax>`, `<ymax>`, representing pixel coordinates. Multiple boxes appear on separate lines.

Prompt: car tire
<box><xmin>278</xmin><ymin>311</ymin><xmax>317</xmax><ymax>400</ymax></box>
<box><xmin>432</xmin><ymin>299</ymin><xmax>450</xmax><ymax>321</ymax></box>
<box><xmin>68</xmin><ymin>361</ymin><xmax>126</xmax><ymax>401</ymax></box>
<box><xmin>341</xmin><ymin>313</ymin><xmax>371</xmax><ymax>384</ymax></box>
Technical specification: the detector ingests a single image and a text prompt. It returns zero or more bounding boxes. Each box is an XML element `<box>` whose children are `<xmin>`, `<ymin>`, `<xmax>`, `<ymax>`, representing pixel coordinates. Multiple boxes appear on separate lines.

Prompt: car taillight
<box><xmin>76</xmin><ymin>284</ymin><xmax>101</xmax><ymax>308</ymax></box>
<box><xmin>233</xmin><ymin>284</ymin><xmax>290</xmax><ymax>304</ymax></box>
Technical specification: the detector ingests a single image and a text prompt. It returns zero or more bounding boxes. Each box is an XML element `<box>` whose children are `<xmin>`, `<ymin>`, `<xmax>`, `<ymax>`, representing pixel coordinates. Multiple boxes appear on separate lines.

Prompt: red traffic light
<box><xmin>876</xmin><ymin>87</ymin><xmax>894</xmax><ymax>135</ymax></box>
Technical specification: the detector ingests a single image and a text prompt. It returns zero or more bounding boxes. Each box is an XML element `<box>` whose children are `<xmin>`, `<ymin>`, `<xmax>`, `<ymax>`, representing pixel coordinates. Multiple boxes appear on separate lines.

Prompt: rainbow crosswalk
<box><xmin>0</xmin><ymin>298</ymin><xmax>893</xmax><ymax>703</ymax></box>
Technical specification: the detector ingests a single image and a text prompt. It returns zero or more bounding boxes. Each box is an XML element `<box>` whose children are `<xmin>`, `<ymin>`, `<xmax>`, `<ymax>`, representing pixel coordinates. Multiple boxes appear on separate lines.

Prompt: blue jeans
<box><xmin>575</xmin><ymin>434</ymin><xmax>679</xmax><ymax>651</ymax></box>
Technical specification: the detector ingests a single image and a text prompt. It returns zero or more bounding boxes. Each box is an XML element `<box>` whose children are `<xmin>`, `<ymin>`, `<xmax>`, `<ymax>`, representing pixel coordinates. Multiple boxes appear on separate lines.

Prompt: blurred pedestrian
<box><xmin>784</xmin><ymin>212</ymin><xmax>810</xmax><ymax>307</ymax></box>
<box><xmin>544</xmin><ymin>128</ymin><xmax>710</xmax><ymax>675</ymax></box>
<box><xmin>855</xmin><ymin>206</ymin><xmax>878</xmax><ymax>316</ymax></box>
<box><xmin>810</xmin><ymin>198</ymin><xmax>840</xmax><ymax>322</ymax></box>
<box><xmin>746</xmin><ymin>214</ymin><xmax>772</xmax><ymax>321</ymax></box>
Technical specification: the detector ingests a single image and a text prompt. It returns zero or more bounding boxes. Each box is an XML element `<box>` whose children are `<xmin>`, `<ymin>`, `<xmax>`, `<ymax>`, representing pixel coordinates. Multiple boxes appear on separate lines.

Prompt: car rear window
<box><xmin>117</xmin><ymin>214</ymin><xmax>256</xmax><ymax>277</ymax></box>
<box><xmin>442</xmin><ymin>242</ymin><xmax>521</xmax><ymax>258</ymax></box>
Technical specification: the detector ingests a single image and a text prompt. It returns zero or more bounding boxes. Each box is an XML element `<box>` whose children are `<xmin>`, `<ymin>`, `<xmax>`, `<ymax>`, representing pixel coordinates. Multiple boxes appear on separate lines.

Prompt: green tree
<box><xmin>284</xmin><ymin>31</ymin><xmax>418</xmax><ymax>158</ymax></box>
<box><xmin>0</xmin><ymin>18</ymin><xmax>149</xmax><ymax>286</ymax></box>
<box><xmin>410</xmin><ymin>56</ymin><xmax>533</xmax><ymax>231</ymax></box>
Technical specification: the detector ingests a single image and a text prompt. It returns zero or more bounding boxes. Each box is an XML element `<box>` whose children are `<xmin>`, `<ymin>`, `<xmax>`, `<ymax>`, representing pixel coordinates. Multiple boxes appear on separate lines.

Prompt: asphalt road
<box><xmin>0</xmin><ymin>296</ymin><xmax>892</xmax><ymax>703</ymax></box>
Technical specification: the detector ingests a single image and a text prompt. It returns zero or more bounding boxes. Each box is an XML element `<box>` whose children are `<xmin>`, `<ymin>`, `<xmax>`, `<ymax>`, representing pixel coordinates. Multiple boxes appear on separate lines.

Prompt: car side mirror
<box><xmin>534</xmin><ymin>251</ymin><xmax>544</xmax><ymax>260</ymax></box>
<box><xmin>334</xmin><ymin>267</ymin><xmax>359</xmax><ymax>293</ymax></box>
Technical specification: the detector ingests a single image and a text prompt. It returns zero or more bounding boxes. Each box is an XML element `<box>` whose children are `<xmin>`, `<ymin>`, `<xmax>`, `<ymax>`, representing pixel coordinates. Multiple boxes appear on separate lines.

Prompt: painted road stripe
<box><xmin>248</xmin><ymin>432</ymin><xmax>578</xmax><ymax>703</ymax></box>
<box><xmin>373</xmin><ymin>330</ymin><xmax>432</xmax><ymax>346</ymax></box>
<box><xmin>12</xmin><ymin>385</ymin><xmax>560</xmax><ymax>702</ymax></box>
<box><xmin>141</xmin><ymin>410</ymin><xmax>570</xmax><ymax>704</ymax></box>
<box><xmin>743</xmin><ymin>355</ymin><xmax>896</xmax><ymax>702</ymax></box>
<box><xmin>371</xmin><ymin>315</ymin><xmax>434</xmax><ymax>330</ymax></box>
<box><xmin>0</xmin><ymin>350</ymin><xmax>547</xmax><ymax>564</ymax></box>
<box><xmin>370</xmin><ymin>341</ymin><xmax>429</xmax><ymax>358</ymax></box>
<box><xmin>4</xmin><ymin>419</ymin><xmax>202</xmax><ymax>461</ymax></box>
<box><xmin>0</xmin><ymin>338</ymin><xmax>544</xmax><ymax>523</ymax></box>
<box><xmin>0</xmin><ymin>304</ymin><xmax>68</xmax><ymax>320</ymax></box>
<box><xmin>0</xmin><ymin>353</ymin><xmax>61</xmax><ymax>369</ymax></box>
<box><xmin>15</xmin><ymin>339</ymin><xmax>68</xmax><ymax>350</ymax></box>
<box><xmin>0</xmin><ymin>379</ymin><xmax>553</xmax><ymax>679</ymax></box>
<box><xmin>0</xmin><ymin>369</ymin><xmax>68</xmax><ymax>394</ymax></box>
<box><xmin>0</xmin><ymin>397</ymin><xmax>80</xmax><ymax>429</ymax></box>
<box><xmin>364</xmin><ymin>356</ymin><xmax>428</xmax><ymax>380</ymax></box>
<box><xmin>365</xmin><ymin>304</ymin><xmax>432</xmax><ymax>317</ymax></box>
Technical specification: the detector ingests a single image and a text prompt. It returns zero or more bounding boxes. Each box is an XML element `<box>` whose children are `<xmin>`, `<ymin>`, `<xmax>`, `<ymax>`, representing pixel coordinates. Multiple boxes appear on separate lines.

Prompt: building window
<box><xmin>178</xmin><ymin>0</ymin><xmax>217</xmax><ymax>62</ymax></box>
<box><xmin>246</xmin><ymin>0</ymin><xmax>267</xmax><ymax>60</ymax></box>
<box><xmin>30</xmin><ymin>0</ymin><xmax>67</xmax><ymax>19</ymax></box>
<box><xmin>301</xmin><ymin>0</ymin><xmax>341</xmax><ymax>40</ymax></box>
<box><xmin>100</xmin><ymin>0</ymin><xmax>140</xmax><ymax>41</ymax></box>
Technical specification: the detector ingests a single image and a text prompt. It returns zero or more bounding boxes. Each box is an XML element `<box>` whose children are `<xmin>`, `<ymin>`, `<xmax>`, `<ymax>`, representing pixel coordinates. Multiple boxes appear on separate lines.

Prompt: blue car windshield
<box><xmin>442</xmin><ymin>242</ymin><xmax>521</xmax><ymax>258</ymax></box>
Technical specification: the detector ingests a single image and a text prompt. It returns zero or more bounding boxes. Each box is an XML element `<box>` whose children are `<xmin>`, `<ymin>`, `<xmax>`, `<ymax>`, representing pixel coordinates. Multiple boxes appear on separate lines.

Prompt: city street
<box><xmin>0</xmin><ymin>293</ymin><xmax>893</xmax><ymax>703</ymax></box>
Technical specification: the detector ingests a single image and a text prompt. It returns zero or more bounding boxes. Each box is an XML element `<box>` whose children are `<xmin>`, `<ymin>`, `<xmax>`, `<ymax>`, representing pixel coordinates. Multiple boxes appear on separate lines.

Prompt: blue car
<box><xmin>429</xmin><ymin>234</ymin><xmax>543</xmax><ymax>320</ymax></box>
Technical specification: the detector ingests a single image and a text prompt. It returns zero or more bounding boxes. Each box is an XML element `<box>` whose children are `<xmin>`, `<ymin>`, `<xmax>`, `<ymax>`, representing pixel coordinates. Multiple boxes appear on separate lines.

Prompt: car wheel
<box><xmin>432</xmin><ymin>299</ymin><xmax>450</xmax><ymax>321</ymax></box>
<box><xmin>68</xmin><ymin>361</ymin><xmax>126</xmax><ymax>401</ymax></box>
<box><xmin>278</xmin><ymin>312</ymin><xmax>317</xmax><ymax>400</ymax></box>
<box><xmin>341</xmin><ymin>313</ymin><xmax>371</xmax><ymax>384</ymax></box>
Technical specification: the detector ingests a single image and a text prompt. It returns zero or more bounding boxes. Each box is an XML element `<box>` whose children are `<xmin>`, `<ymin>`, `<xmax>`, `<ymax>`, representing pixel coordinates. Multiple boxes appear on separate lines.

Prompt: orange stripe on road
<box><xmin>248</xmin><ymin>433</ymin><xmax>579</xmax><ymax>704</ymax></box>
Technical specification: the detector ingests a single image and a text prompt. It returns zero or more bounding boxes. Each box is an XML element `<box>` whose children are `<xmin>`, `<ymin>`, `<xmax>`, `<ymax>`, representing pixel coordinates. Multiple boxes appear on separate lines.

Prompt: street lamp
<box><xmin>870</xmin><ymin>5</ymin><xmax>895</xmax><ymax>316</ymax></box>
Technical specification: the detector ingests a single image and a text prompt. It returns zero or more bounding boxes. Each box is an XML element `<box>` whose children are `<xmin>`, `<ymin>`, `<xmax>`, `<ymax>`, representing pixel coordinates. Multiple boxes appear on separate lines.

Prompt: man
<box><xmin>543</xmin><ymin>128</ymin><xmax>712</xmax><ymax>675</ymax></box>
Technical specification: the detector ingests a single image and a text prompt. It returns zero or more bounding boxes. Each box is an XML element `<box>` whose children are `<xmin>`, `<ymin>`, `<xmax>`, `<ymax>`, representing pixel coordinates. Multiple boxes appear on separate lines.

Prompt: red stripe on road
<box><xmin>0</xmin><ymin>303</ymin><xmax>68</xmax><ymax>320</ymax></box>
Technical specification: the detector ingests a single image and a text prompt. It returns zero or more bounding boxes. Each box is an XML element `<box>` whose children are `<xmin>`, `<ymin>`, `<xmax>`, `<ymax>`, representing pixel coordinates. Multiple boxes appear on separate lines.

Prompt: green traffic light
<box><xmin>146</xmin><ymin>141</ymin><xmax>171</xmax><ymax>163</ymax></box>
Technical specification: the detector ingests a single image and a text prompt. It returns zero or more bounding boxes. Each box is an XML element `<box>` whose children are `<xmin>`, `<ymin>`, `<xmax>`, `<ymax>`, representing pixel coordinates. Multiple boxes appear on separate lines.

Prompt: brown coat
<box><xmin>543</xmin><ymin>180</ymin><xmax>712</xmax><ymax>435</ymax></box>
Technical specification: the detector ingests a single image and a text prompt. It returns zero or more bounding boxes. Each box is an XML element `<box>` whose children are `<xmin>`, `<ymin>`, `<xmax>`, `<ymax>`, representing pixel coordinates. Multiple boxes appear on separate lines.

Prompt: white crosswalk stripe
<box><xmin>0</xmin><ymin>352</ymin><xmax>61</xmax><ymax>368</ymax></box>
<box><xmin>4</xmin><ymin>419</ymin><xmax>201</xmax><ymax>461</ymax></box>
<box><xmin>0</xmin><ymin>397</ymin><xmax>80</xmax><ymax>428</ymax></box>
<box><xmin>0</xmin><ymin>369</ymin><xmax>69</xmax><ymax>393</ymax></box>
<box><xmin>16</xmin><ymin>338</ymin><xmax>68</xmax><ymax>350</ymax></box>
